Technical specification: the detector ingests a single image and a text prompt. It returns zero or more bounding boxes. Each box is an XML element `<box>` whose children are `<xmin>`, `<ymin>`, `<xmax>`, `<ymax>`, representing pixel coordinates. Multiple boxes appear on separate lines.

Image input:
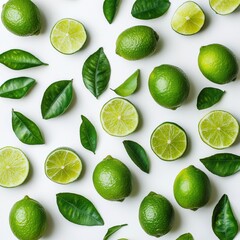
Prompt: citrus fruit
<box><xmin>9</xmin><ymin>196</ymin><xmax>47</xmax><ymax>240</ymax></box>
<box><xmin>176</xmin><ymin>233</ymin><xmax>194</xmax><ymax>240</ymax></box>
<box><xmin>171</xmin><ymin>1</ymin><xmax>205</xmax><ymax>35</ymax></box>
<box><xmin>0</xmin><ymin>146</ymin><xmax>29</xmax><ymax>188</ymax></box>
<box><xmin>210</xmin><ymin>0</ymin><xmax>240</xmax><ymax>15</ymax></box>
<box><xmin>173</xmin><ymin>165</ymin><xmax>211</xmax><ymax>210</ymax></box>
<box><xmin>50</xmin><ymin>18</ymin><xmax>87</xmax><ymax>55</ymax></box>
<box><xmin>45</xmin><ymin>148</ymin><xmax>82</xmax><ymax>184</ymax></box>
<box><xmin>1</xmin><ymin>0</ymin><xmax>41</xmax><ymax>36</ymax></box>
<box><xmin>116</xmin><ymin>25</ymin><xmax>159</xmax><ymax>60</ymax></box>
<box><xmin>148</xmin><ymin>64</ymin><xmax>190</xmax><ymax>109</ymax></box>
<box><xmin>100</xmin><ymin>97</ymin><xmax>139</xmax><ymax>136</ymax></box>
<box><xmin>198</xmin><ymin>43</ymin><xmax>238</xmax><ymax>84</ymax></box>
<box><xmin>92</xmin><ymin>155</ymin><xmax>132</xmax><ymax>201</ymax></box>
<box><xmin>139</xmin><ymin>192</ymin><xmax>174</xmax><ymax>237</ymax></box>
<box><xmin>198</xmin><ymin>110</ymin><xmax>239</xmax><ymax>149</ymax></box>
<box><xmin>150</xmin><ymin>122</ymin><xmax>188</xmax><ymax>161</ymax></box>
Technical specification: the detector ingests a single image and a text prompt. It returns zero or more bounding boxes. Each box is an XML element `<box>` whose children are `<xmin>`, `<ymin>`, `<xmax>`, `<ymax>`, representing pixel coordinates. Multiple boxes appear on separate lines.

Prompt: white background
<box><xmin>0</xmin><ymin>0</ymin><xmax>239</xmax><ymax>239</ymax></box>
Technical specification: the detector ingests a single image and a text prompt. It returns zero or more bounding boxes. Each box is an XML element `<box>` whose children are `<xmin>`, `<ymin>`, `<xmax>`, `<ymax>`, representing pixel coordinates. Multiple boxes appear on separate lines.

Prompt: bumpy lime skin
<box><xmin>1</xmin><ymin>0</ymin><xmax>41</xmax><ymax>36</ymax></box>
<box><xmin>148</xmin><ymin>64</ymin><xmax>190</xmax><ymax>109</ymax></box>
<box><xmin>198</xmin><ymin>44</ymin><xmax>239</xmax><ymax>84</ymax></box>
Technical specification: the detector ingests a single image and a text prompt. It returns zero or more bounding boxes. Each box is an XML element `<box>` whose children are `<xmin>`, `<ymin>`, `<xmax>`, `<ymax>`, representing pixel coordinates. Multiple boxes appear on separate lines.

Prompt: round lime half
<box><xmin>50</xmin><ymin>18</ymin><xmax>87</xmax><ymax>54</ymax></box>
<box><xmin>210</xmin><ymin>0</ymin><xmax>240</xmax><ymax>15</ymax></box>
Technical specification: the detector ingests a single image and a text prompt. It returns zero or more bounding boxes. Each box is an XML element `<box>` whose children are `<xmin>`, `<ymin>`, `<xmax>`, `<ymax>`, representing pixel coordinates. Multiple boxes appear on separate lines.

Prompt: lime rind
<box><xmin>209</xmin><ymin>0</ymin><xmax>240</xmax><ymax>15</ymax></box>
<box><xmin>0</xmin><ymin>146</ymin><xmax>29</xmax><ymax>188</ymax></box>
<box><xmin>50</xmin><ymin>18</ymin><xmax>87</xmax><ymax>55</ymax></box>
<box><xmin>151</xmin><ymin>122</ymin><xmax>188</xmax><ymax>161</ymax></box>
<box><xmin>171</xmin><ymin>1</ymin><xmax>205</xmax><ymax>35</ymax></box>
<box><xmin>100</xmin><ymin>98</ymin><xmax>139</xmax><ymax>137</ymax></box>
<box><xmin>198</xmin><ymin>110</ymin><xmax>239</xmax><ymax>149</ymax></box>
<box><xmin>45</xmin><ymin>147</ymin><xmax>82</xmax><ymax>184</ymax></box>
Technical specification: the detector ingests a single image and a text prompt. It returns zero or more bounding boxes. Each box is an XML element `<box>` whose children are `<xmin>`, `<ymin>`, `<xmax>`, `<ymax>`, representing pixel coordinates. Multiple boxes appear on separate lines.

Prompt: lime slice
<box><xmin>198</xmin><ymin>110</ymin><xmax>239</xmax><ymax>149</ymax></box>
<box><xmin>150</xmin><ymin>122</ymin><xmax>188</xmax><ymax>161</ymax></box>
<box><xmin>210</xmin><ymin>0</ymin><xmax>240</xmax><ymax>15</ymax></box>
<box><xmin>100</xmin><ymin>98</ymin><xmax>139</xmax><ymax>137</ymax></box>
<box><xmin>45</xmin><ymin>148</ymin><xmax>82</xmax><ymax>184</ymax></box>
<box><xmin>0</xmin><ymin>146</ymin><xmax>29</xmax><ymax>187</ymax></box>
<box><xmin>50</xmin><ymin>18</ymin><xmax>87</xmax><ymax>54</ymax></box>
<box><xmin>171</xmin><ymin>1</ymin><xmax>205</xmax><ymax>35</ymax></box>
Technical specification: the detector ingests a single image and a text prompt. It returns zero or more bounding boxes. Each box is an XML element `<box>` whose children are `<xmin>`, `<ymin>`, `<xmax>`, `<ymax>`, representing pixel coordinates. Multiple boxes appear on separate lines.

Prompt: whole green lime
<box><xmin>9</xmin><ymin>196</ymin><xmax>47</xmax><ymax>240</ymax></box>
<box><xmin>1</xmin><ymin>0</ymin><xmax>41</xmax><ymax>36</ymax></box>
<box><xmin>198</xmin><ymin>43</ymin><xmax>238</xmax><ymax>84</ymax></box>
<box><xmin>173</xmin><ymin>165</ymin><xmax>211</xmax><ymax>210</ymax></box>
<box><xmin>148</xmin><ymin>64</ymin><xmax>190</xmax><ymax>109</ymax></box>
<box><xmin>92</xmin><ymin>155</ymin><xmax>132</xmax><ymax>201</ymax></box>
<box><xmin>139</xmin><ymin>192</ymin><xmax>174</xmax><ymax>237</ymax></box>
<box><xmin>116</xmin><ymin>25</ymin><xmax>159</xmax><ymax>60</ymax></box>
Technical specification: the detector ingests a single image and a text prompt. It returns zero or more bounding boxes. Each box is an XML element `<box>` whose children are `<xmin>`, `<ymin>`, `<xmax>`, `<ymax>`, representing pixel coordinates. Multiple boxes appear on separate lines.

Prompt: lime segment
<box><xmin>0</xmin><ymin>146</ymin><xmax>29</xmax><ymax>187</ymax></box>
<box><xmin>50</xmin><ymin>18</ymin><xmax>87</xmax><ymax>54</ymax></box>
<box><xmin>198</xmin><ymin>110</ymin><xmax>239</xmax><ymax>149</ymax></box>
<box><xmin>171</xmin><ymin>1</ymin><xmax>205</xmax><ymax>35</ymax></box>
<box><xmin>151</xmin><ymin>122</ymin><xmax>188</xmax><ymax>161</ymax></box>
<box><xmin>210</xmin><ymin>0</ymin><xmax>240</xmax><ymax>15</ymax></box>
<box><xmin>100</xmin><ymin>98</ymin><xmax>139</xmax><ymax>137</ymax></box>
<box><xmin>45</xmin><ymin>148</ymin><xmax>82</xmax><ymax>184</ymax></box>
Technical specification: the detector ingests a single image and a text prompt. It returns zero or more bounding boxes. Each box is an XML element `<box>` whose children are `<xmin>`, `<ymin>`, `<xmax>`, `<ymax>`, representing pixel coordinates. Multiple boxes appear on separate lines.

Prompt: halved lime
<box><xmin>50</xmin><ymin>18</ymin><xmax>87</xmax><ymax>54</ymax></box>
<box><xmin>171</xmin><ymin>1</ymin><xmax>205</xmax><ymax>35</ymax></box>
<box><xmin>45</xmin><ymin>148</ymin><xmax>82</xmax><ymax>184</ymax></box>
<box><xmin>210</xmin><ymin>0</ymin><xmax>240</xmax><ymax>15</ymax></box>
<box><xmin>100</xmin><ymin>98</ymin><xmax>139</xmax><ymax>137</ymax></box>
<box><xmin>150</xmin><ymin>122</ymin><xmax>188</xmax><ymax>161</ymax></box>
<box><xmin>0</xmin><ymin>146</ymin><xmax>29</xmax><ymax>187</ymax></box>
<box><xmin>198</xmin><ymin>110</ymin><xmax>239</xmax><ymax>149</ymax></box>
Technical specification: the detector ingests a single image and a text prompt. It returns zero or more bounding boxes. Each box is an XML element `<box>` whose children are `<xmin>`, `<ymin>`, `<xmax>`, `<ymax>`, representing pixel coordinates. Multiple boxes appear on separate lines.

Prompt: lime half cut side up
<box><xmin>198</xmin><ymin>110</ymin><xmax>239</xmax><ymax>149</ymax></box>
<box><xmin>210</xmin><ymin>0</ymin><xmax>240</xmax><ymax>15</ymax></box>
<box><xmin>0</xmin><ymin>146</ymin><xmax>29</xmax><ymax>188</ymax></box>
<box><xmin>45</xmin><ymin>148</ymin><xmax>82</xmax><ymax>184</ymax></box>
<box><xmin>100</xmin><ymin>98</ymin><xmax>139</xmax><ymax>137</ymax></box>
<box><xmin>171</xmin><ymin>1</ymin><xmax>205</xmax><ymax>35</ymax></box>
<box><xmin>150</xmin><ymin>122</ymin><xmax>188</xmax><ymax>161</ymax></box>
<box><xmin>50</xmin><ymin>18</ymin><xmax>87</xmax><ymax>54</ymax></box>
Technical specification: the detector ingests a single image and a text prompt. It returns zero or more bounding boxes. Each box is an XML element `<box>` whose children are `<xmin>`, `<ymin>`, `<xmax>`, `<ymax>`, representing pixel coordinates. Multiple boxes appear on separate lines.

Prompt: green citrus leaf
<box><xmin>103</xmin><ymin>0</ymin><xmax>120</xmax><ymax>24</ymax></box>
<box><xmin>212</xmin><ymin>194</ymin><xmax>238</xmax><ymax>240</ymax></box>
<box><xmin>131</xmin><ymin>0</ymin><xmax>171</xmax><ymax>20</ymax></box>
<box><xmin>104</xmin><ymin>224</ymin><xmax>128</xmax><ymax>240</ymax></box>
<box><xmin>176</xmin><ymin>233</ymin><xmax>194</xmax><ymax>240</ymax></box>
<box><xmin>41</xmin><ymin>80</ymin><xmax>73</xmax><ymax>119</ymax></box>
<box><xmin>0</xmin><ymin>77</ymin><xmax>36</xmax><ymax>99</ymax></box>
<box><xmin>82</xmin><ymin>47</ymin><xmax>111</xmax><ymax>98</ymax></box>
<box><xmin>0</xmin><ymin>49</ymin><xmax>47</xmax><ymax>70</ymax></box>
<box><xmin>12</xmin><ymin>110</ymin><xmax>44</xmax><ymax>145</ymax></box>
<box><xmin>197</xmin><ymin>87</ymin><xmax>225</xmax><ymax>110</ymax></box>
<box><xmin>80</xmin><ymin>115</ymin><xmax>97</xmax><ymax>154</ymax></box>
<box><xmin>200</xmin><ymin>153</ymin><xmax>240</xmax><ymax>177</ymax></box>
<box><xmin>56</xmin><ymin>192</ymin><xmax>104</xmax><ymax>226</ymax></box>
<box><xmin>123</xmin><ymin>140</ymin><xmax>150</xmax><ymax>173</ymax></box>
<box><xmin>112</xmin><ymin>69</ymin><xmax>140</xmax><ymax>97</ymax></box>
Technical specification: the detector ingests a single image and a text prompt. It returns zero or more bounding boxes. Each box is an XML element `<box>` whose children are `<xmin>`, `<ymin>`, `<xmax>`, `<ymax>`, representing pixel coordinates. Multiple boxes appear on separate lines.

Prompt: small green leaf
<box><xmin>131</xmin><ymin>0</ymin><xmax>171</xmax><ymax>20</ymax></box>
<box><xmin>80</xmin><ymin>115</ymin><xmax>97</xmax><ymax>154</ymax></box>
<box><xmin>56</xmin><ymin>192</ymin><xmax>104</xmax><ymax>226</ymax></box>
<box><xmin>112</xmin><ymin>69</ymin><xmax>140</xmax><ymax>97</ymax></box>
<box><xmin>41</xmin><ymin>80</ymin><xmax>73</xmax><ymax>119</ymax></box>
<box><xmin>200</xmin><ymin>153</ymin><xmax>240</xmax><ymax>177</ymax></box>
<box><xmin>197</xmin><ymin>87</ymin><xmax>225</xmax><ymax>110</ymax></box>
<box><xmin>104</xmin><ymin>224</ymin><xmax>128</xmax><ymax>240</ymax></box>
<box><xmin>12</xmin><ymin>110</ymin><xmax>44</xmax><ymax>145</ymax></box>
<box><xmin>0</xmin><ymin>77</ymin><xmax>36</xmax><ymax>99</ymax></box>
<box><xmin>212</xmin><ymin>194</ymin><xmax>238</xmax><ymax>240</ymax></box>
<box><xmin>176</xmin><ymin>233</ymin><xmax>194</xmax><ymax>240</ymax></box>
<box><xmin>82</xmin><ymin>47</ymin><xmax>111</xmax><ymax>98</ymax></box>
<box><xmin>0</xmin><ymin>49</ymin><xmax>47</xmax><ymax>70</ymax></box>
<box><xmin>123</xmin><ymin>140</ymin><xmax>150</xmax><ymax>173</ymax></box>
<box><xmin>103</xmin><ymin>0</ymin><xmax>120</xmax><ymax>24</ymax></box>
